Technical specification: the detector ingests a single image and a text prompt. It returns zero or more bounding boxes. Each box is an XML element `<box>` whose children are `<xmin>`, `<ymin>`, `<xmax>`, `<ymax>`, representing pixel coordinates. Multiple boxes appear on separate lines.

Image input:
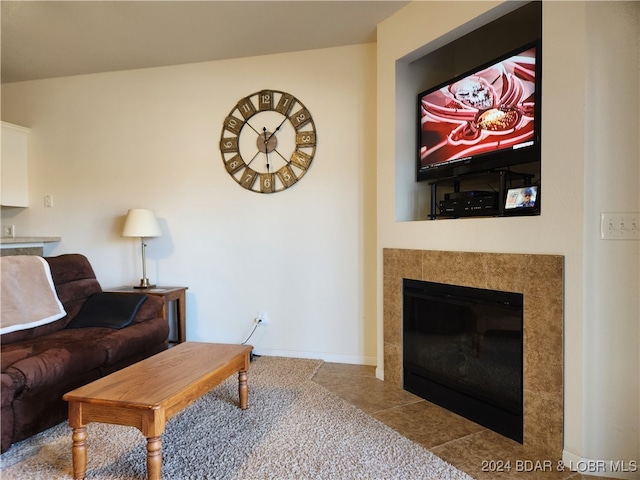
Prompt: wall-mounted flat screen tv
<box><xmin>417</xmin><ymin>40</ymin><xmax>541</xmax><ymax>182</ymax></box>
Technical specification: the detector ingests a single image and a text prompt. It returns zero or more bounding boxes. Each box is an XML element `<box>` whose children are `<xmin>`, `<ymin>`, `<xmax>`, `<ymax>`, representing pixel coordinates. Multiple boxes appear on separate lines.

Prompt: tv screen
<box><xmin>417</xmin><ymin>41</ymin><xmax>541</xmax><ymax>182</ymax></box>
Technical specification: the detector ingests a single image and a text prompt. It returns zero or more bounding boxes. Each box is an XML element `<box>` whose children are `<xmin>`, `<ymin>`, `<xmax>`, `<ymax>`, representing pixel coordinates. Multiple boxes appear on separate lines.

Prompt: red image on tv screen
<box><xmin>419</xmin><ymin>46</ymin><xmax>537</xmax><ymax>170</ymax></box>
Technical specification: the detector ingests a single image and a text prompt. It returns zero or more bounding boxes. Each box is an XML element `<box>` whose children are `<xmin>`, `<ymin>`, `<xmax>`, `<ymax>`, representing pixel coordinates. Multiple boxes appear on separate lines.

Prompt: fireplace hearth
<box><xmin>403</xmin><ymin>279</ymin><xmax>523</xmax><ymax>442</ymax></box>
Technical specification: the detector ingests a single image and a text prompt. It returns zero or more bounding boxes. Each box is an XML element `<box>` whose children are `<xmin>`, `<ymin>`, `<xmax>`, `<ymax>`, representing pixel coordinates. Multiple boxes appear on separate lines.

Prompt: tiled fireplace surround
<box><xmin>383</xmin><ymin>249</ymin><xmax>564</xmax><ymax>459</ymax></box>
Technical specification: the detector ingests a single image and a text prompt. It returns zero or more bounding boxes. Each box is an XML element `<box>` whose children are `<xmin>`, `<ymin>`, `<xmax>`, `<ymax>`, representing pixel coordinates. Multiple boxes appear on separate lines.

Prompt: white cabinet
<box><xmin>1</xmin><ymin>122</ymin><xmax>30</xmax><ymax>207</ymax></box>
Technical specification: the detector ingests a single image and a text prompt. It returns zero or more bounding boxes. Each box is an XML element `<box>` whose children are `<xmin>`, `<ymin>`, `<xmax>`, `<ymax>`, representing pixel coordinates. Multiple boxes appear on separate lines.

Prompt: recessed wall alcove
<box><xmin>396</xmin><ymin>1</ymin><xmax>542</xmax><ymax>221</ymax></box>
<box><xmin>383</xmin><ymin>248</ymin><xmax>563</xmax><ymax>458</ymax></box>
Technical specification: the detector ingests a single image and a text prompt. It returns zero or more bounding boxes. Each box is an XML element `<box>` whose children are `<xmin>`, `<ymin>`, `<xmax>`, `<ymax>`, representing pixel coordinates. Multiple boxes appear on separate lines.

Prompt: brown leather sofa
<box><xmin>1</xmin><ymin>254</ymin><xmax>169</xmax><ymax>452</ymax></box>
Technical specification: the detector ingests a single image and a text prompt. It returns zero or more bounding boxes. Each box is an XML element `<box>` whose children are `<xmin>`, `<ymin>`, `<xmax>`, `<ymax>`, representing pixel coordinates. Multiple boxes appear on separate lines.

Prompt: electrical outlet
<box><xmin>256</xmin><ymin>310</ymin><xmax>269</xmax><ymax>325</ymax></box>
<box><xmin>600</xmin><ymin>212</ymin><xmax>640</xmax><ymax>240</ymax></box>
<box><xmin>44</xmin><ymin>194</ymin><xmax>54</xmax><ymax>208</ymax></box>
<box><xmin>2</xmin><ymin>224</ymin><xmax>15</xmax><ymax>238</ymax></box>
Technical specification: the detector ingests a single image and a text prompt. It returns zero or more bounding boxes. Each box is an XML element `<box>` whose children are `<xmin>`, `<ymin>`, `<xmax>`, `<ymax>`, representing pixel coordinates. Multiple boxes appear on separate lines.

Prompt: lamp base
<box><xmin>134</xmin><ymin>278</ymin><xmax>156</xmax><ymax>289</ymax></box>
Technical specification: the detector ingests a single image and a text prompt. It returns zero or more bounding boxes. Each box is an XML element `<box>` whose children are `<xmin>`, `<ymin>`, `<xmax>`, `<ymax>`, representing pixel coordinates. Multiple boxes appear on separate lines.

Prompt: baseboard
<box><xmin>562</xmin><ymin>450</ymin><xmax>639</xmax><ymax>479</ymax></box>
<box><xmin>251</xmin><ymin>347</ymin><xmax>376</xmax><ymax>366</ymax></box>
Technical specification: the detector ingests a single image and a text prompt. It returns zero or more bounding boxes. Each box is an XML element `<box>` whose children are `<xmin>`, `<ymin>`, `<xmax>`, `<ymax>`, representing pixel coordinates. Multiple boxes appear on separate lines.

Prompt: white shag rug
<box><xmin>0</xmin><ymin>356</ymin><xmax>474</xmax><ymax>480</ymax></box>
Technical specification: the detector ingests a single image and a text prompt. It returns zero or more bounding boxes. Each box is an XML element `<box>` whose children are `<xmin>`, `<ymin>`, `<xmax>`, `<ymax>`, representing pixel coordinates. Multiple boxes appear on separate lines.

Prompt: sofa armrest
<box><xmin>133</xmin><ymin>295</ymin><xmax>164</xmax><ymax>323</ymax></box>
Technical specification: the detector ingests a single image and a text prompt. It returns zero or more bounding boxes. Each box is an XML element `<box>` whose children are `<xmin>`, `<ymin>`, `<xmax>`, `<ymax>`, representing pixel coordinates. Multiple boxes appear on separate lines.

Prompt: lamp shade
<box><xmin>122</xmin><ymin>209</ymin><xmax>162</xmax><ymax>238</ymax></box>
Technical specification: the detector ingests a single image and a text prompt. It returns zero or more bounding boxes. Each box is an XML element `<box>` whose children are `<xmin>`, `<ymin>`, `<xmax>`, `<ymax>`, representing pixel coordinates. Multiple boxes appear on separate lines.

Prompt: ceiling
<box><xmin>1</xmin><ymin>0</ymin><xmax>409</xmax><ymax>84</ymax></box>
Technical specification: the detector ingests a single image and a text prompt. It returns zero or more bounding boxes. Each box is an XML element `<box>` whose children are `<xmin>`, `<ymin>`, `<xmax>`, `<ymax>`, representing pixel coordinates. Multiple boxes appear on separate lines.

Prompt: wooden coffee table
<box><xmin>63</xmin><ymin>342</ymin><xmax>252</xmax><ymax>480</ymax></box>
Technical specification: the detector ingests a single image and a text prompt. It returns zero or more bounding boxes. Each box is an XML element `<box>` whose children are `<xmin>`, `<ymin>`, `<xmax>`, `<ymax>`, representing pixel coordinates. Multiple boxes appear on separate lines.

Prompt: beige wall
<box><xmin>377</xmin><ymin>1</ymin><xmax>638</xmax><ymax>476</ymax></box>
<box><xmin>1</xmin><ymin>43</ymin><xmax>378</xmax><ymax>365</ymax></box>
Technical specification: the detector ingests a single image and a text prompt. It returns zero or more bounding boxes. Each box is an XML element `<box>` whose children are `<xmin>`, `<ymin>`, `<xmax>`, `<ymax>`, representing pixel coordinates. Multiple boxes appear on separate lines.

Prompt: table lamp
<box><xmin>122</xmin><ymin>208</ymin><xmax>162</xmax><ymax>289</ymax></box>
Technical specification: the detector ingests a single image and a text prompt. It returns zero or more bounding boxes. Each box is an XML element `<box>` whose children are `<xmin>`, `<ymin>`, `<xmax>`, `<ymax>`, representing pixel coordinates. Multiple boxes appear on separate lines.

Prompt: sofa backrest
<box><xmin>1</xmin><ymin>254</ymin><xmax>102</xmax><ymax>345</ymax></box>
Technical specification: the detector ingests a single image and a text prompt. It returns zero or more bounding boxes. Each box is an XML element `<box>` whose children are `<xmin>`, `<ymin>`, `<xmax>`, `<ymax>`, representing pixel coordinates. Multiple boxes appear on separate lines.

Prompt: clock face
<box><xmin>220</xmin><ymin>90</ymin><xmax>317</xmax><ymax>193</ymax></box>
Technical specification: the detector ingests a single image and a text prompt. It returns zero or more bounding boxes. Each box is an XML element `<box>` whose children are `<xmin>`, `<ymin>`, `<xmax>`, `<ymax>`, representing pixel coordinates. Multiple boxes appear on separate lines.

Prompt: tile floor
<box><xmin>312</xmin><ymin>362</ymin><xmax>619</xmax><ymax>480</ymax></box>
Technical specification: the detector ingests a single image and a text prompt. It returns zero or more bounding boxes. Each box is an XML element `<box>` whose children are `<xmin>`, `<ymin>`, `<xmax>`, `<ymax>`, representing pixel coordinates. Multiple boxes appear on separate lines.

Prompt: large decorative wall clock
<box><xmin>220</xmin><ymin>90</ymin><xmax>317</xmax><ymax>193</ymax></box>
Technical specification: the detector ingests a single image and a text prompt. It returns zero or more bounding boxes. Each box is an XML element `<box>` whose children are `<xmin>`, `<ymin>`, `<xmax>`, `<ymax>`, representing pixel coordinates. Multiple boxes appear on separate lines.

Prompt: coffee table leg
<box><xmin>71</xmin><ymin>427</ymin><xmax>87</xmax><ymax>480</ymax></box>
<box><xmin>146</xmin><ymin>436</ymin><xmax>162</xmax><ymax>480</ymax></box>
<box><xmin>238</xmin><ymin>370</ymin><xmax>248</xmax><ymax>409</ymax></box>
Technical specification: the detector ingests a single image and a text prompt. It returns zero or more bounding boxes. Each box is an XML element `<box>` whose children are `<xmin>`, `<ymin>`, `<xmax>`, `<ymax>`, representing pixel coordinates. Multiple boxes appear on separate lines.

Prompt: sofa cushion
<box><xmin>45</xmin><ymin>254</ymin><xmax>102</xmax><ymax>324</ymax></box>
<box><xmin>65</xmin><ymin>293</ymin><xmax>147</xmax><ymax>330</ymax></box>
<box><xmin>45</xmin><ymin>254</ymin><xmax>98</xmax><ymax>286</ymax></box>
<box><xmin>101</xmin><ymin>316</ymin><xmax>169</xmax><ymax>366</ymax></box>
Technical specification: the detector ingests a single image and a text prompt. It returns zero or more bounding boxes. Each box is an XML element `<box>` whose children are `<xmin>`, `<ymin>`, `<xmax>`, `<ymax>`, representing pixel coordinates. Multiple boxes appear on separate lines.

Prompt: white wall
<box><xmin>581</xmin><ymin>0</ymin><xmax>639</xmax><ymax>468</ymax></box>
<box><xmin>0</xmin><ymin>43</ymin><xmax>378</xmax><ymax>365</ymax></box>
<box><xmin>377</xmin><ymin>0</ymin><xmax>638</xmax><ymax>477</ymax></box>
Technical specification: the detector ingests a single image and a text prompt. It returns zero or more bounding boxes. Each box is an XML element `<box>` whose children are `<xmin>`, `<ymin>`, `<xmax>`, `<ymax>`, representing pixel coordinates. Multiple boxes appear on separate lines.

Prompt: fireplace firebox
<box><xmin>403</xmin><ymin>279</ymin><xmax>523</xmax><ymax>442</ymax></box>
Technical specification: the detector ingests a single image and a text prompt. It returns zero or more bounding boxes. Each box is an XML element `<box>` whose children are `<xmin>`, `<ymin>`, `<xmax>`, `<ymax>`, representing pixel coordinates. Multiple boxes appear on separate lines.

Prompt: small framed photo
<box><xmin>504</xmin><ymin>186</ymin><xmax>539</xmax><ymax>213</ymax></box>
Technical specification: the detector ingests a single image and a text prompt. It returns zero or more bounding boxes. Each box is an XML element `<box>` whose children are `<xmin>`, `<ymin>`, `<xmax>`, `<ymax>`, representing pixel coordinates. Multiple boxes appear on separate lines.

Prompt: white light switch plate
<box><xmin>2</xmin><ymin>225</ymin><xmax>15</xmax><ymax>238</ymax></box>
<box><xmin>600</xmin><ymin>213</ymin><xmax>639</xmax><ymax>240</ymax></box>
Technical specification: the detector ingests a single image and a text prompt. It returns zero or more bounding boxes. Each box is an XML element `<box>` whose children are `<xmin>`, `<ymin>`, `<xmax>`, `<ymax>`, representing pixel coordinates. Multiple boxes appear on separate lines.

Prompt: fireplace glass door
<box><xmin>403</xmin><ymin>278</ymin><xmax>523</xmax><ymax>442</ymax></box>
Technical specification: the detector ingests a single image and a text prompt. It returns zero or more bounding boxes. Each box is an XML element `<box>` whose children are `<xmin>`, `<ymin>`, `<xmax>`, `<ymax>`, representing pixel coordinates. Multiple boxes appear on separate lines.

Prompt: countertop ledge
<box><xmin>0</xmin><ymin>236</ymin><xmax>61</xmax><ymax>244</ymax></box>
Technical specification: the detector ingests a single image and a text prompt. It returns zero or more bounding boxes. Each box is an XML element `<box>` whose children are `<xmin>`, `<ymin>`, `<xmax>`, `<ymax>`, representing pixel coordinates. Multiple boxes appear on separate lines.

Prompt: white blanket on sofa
<box><xmin>1</xmin><ymin>255</ymin><xmax>67</xmax><ymax>335</ymax></box>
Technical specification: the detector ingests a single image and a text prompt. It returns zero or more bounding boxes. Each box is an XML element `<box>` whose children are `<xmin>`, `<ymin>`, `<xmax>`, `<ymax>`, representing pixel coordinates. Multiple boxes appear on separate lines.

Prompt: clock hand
<box><xmin>266</xmin><ymin>116</ymin><xmax>289</xmax><ymax>142</ymax></box>
<box><xmin>262</xmin><ymin>127</ymin><xmax>270</xmax><ymax>172</ymax></box>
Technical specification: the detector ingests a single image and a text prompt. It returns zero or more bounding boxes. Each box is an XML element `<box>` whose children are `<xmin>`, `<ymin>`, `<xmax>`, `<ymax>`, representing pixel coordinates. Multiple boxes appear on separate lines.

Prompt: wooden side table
<box><xmin>104</xmin><ymin>286</ymin><xmax>188</xmax><ymax>344</ymax></box>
